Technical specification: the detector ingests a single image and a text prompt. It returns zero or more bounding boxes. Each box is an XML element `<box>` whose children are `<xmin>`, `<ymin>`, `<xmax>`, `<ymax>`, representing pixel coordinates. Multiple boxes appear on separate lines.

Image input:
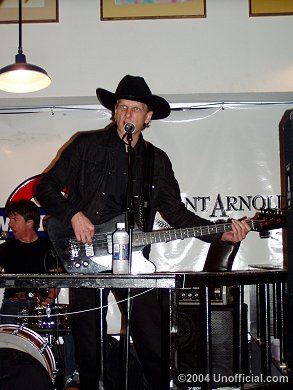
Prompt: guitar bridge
<box><xmin>68</xmin><ymin>240</ymin><xmax>79</xmax><ymax>259</ymax></box>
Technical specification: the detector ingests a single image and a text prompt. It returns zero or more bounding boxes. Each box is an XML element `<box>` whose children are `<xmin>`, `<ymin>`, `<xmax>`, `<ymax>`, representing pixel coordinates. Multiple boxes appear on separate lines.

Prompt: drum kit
<box><xmin>0</xmin><ymin>302</ymin><xmax>72</xmax><ymax>390</ymax></box>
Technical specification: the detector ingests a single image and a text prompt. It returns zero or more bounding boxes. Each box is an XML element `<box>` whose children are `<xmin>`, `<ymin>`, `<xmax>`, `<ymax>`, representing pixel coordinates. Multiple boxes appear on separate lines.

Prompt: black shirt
<box><xmin>0</xmin><ymin>237</ymin><xmax>58</xmax><ymax>299</ymax></box>
<box><xmin>100</xmin><ymin>132</ymin><xmax>145</xmax><ymax>224</ymax></box>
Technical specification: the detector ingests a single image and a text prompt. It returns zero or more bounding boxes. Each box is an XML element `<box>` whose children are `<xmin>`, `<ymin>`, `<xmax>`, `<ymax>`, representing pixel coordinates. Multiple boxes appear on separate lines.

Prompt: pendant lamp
<box><xmin>0</xmin><ymin>0</ymin><xmax>51</xmax><ymax>93</ymax></box>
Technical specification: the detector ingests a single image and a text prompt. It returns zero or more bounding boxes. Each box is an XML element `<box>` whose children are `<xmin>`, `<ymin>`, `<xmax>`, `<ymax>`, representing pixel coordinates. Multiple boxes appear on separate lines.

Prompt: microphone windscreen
<box><xmin>124</xmin><ymin>122</ymin><xmax>136</xmax><ymax>133</ymax></box>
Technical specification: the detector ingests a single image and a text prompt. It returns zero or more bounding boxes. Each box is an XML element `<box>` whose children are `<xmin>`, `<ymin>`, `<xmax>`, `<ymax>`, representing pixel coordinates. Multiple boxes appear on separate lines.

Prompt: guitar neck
<box><xmin>132</xmin><ymin>221</ymin><xmax>241</xmax><ymax>247</ymax></box>
<box><xmin>131</xmin><ymin>219</ymin><xmax>261</xmax><ymax>247</ymax></box>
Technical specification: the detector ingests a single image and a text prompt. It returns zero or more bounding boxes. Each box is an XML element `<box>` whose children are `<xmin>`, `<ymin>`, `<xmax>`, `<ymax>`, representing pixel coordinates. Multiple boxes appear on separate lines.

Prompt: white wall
<box><xmin>0</xmin><ymin>0</ymin><xmax>293</xmax><ymax>103</ymax></box>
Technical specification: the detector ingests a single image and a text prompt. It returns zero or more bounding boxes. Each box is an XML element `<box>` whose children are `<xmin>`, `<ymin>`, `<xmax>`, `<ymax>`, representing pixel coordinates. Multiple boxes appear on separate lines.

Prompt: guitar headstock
<box><xmin>250</xmin><ymin>209</ymin><xmax>286</xmax><ymax>237</ymax></box>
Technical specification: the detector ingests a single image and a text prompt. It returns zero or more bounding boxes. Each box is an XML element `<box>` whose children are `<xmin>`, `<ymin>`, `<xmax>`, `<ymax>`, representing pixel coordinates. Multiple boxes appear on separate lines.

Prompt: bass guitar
<box><xmin>46</xmin><ymin>211</ymin><xmax>285</xmax><ymax>275</ymax></box>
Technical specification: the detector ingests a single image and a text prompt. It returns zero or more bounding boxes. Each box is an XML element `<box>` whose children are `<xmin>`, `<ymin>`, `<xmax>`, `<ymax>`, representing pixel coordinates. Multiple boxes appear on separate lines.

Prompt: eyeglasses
<box><xmin>116</xmin><ymin>103</ymin><xmax>147</xmax><ymax>114</ymax></box>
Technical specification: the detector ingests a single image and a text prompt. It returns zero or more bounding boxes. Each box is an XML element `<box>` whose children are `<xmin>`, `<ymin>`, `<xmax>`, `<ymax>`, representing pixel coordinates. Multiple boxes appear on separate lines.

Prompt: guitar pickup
<box><xmin>84</xmin><ymin>243</ymin><xmax>94</xmax><ymax>257</ymax></box>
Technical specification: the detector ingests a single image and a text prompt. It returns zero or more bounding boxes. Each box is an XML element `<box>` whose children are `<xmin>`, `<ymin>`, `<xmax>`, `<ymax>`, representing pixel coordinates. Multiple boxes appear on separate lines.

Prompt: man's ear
<box><xmin>26</xmin><ymin>219</ymin><xmax>34</xmax><ymax>227</ymax></box>
<box><xmin>146</xmin><ymin>110</ymin><xmax>153</xmax><ymax>124</ymax></box>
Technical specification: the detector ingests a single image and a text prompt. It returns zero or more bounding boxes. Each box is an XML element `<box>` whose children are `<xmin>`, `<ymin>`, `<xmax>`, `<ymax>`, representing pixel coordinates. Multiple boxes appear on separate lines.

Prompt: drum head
<box><xmin>0</xmin><ymin>324</ymin><xmax>56</xmax><ymax>385</ymax></box>
<box><xmin>0</xmin><ymin>348</ymin><xmax>53</xmax><ymax>390</ymax></box>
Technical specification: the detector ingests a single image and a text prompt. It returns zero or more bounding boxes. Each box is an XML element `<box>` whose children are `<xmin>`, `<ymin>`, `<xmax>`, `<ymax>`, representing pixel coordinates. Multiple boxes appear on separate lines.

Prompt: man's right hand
<box><xmin>71</xmin><ymin>212</ymin><xmax>95</xmax><ymax>244</ymax></box>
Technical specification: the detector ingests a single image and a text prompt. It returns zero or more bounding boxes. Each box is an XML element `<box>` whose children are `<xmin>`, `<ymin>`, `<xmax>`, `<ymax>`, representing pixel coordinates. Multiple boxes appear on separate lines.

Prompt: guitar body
<box><xmin>46</xmin><ymin>215</ymin><xmax>156</xmax><ymax>275</ymax></box>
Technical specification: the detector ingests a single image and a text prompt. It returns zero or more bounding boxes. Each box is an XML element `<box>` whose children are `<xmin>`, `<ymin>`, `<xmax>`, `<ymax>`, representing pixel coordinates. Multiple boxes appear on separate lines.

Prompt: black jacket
<box><xmin>36</xmin><ymin>124</ymin><xmax>218</xmax><ymax>243</ymax></box>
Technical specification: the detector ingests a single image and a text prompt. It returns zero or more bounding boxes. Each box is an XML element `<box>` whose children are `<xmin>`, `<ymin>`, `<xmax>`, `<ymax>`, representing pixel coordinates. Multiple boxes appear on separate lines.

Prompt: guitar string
<box><xmin>70</xmin><ymin>219</ymin><xmax>268</xmax><ymax>249</ymax></box>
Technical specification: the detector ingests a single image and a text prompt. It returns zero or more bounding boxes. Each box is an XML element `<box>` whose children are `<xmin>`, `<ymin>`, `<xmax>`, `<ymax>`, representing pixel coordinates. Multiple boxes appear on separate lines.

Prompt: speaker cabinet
<box><xmin>279</xmin><ymin>109</ymin><xmax>293</xmax><ymax>268</ymax></box>
<box><xmin>174</xmin><ymin>304</ymin><xmax>248</xmax><ymax>388</ymax></box>
<box><xmin>279</xmin><ymin>109</ymin><xmax>293</xmax><ymax>377</ymax></box>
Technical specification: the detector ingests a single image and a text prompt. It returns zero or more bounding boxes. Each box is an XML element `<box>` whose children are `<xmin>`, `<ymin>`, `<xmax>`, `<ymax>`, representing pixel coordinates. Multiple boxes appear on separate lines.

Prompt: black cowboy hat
<box><xmin>96</xmin><ymin>75</ymin><xmax>171</xmax><ymax>120</ymax></box>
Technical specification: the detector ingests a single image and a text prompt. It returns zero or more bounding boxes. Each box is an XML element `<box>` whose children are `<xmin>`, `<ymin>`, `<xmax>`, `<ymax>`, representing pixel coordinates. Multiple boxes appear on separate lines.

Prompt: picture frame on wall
<box><xmin>0</xmin><ymin>0</ymin><xmax>59</xmax><ymax>23</ymax></box>
<box><xmin>101</xmin><ymin>0</ymin><xmax>206</xmax><ymax>21</ymax></box>
<box><xmin>249</xmin><ymin>0</ymin><xmax>293</xmax><ymax>16</ymax></box>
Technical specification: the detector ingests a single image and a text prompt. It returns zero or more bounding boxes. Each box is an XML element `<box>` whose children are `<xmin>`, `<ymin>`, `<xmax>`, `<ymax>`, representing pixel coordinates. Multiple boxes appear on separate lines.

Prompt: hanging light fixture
<box><xmin>0</xmin><ymin>0</ymin><xmax>51</xmax><ymax>93</ymax></box>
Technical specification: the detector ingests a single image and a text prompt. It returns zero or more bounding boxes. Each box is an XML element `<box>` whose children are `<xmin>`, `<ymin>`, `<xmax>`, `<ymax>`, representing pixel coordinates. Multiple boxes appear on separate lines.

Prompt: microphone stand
<box><xmin>122</xmin><ymin>129</ymin><xmax>135</xmax><ymax>390</ymax></box>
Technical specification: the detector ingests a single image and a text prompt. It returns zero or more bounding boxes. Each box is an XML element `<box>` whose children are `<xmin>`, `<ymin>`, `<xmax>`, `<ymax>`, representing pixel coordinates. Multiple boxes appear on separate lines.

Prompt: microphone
<box><xmin>124</xmin><ymin>122</ymin><xmax>136</xmax><ymax>134</ymax></box>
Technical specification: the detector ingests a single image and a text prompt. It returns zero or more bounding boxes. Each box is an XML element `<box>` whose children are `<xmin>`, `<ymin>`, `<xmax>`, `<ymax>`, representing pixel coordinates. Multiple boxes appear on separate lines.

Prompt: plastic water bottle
<box><xmin>112</xmin><ymin>222</ymin><xmax>129</xmax><ymax>274</ymax></box>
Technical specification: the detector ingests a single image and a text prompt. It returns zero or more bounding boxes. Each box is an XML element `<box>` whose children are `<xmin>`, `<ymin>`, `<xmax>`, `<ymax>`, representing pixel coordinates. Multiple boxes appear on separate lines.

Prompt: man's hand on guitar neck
<box><xmin>71</xmin><ymin>211</ymin><xmax>95</xmax><ymax>244</ymax></box>
<box><xmin>221</xmin><ymin>218</ymin><xmax>251</xmax><ymax>243</ymax></box>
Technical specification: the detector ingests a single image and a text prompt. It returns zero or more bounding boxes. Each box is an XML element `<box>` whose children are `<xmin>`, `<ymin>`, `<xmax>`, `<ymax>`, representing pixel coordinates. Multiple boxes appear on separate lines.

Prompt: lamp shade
<box><xmin>0</xmin><ymin>53</ymin><xmax>51</xmax><ymax>93</ymax></box>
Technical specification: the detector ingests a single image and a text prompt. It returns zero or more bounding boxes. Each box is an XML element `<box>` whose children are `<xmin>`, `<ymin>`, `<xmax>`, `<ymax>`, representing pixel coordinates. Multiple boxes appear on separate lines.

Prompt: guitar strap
<box><xmin>137</xmin><ymin>140</ymin><xmax>155</xmax><ymax>231</ymax></box>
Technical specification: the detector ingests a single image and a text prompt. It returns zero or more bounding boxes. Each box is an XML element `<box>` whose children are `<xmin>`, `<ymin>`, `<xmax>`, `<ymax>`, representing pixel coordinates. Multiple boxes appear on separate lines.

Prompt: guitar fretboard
<box><xmin>131</xmin><ymin>220</ymin><xmax>256</xmax><ymax>247</ymax></box>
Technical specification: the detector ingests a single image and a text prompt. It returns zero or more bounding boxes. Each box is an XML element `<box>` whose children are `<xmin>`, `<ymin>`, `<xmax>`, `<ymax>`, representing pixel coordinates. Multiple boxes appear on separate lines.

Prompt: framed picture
<box><xmin>249</xmin><ymin>0</ymin><xmax>293</xmax><ymax>16</ymax></box>
<box><xmin>101</xmin><ymin>0</ymin><xmax>206</xmax><ymax>21</ymax></box>
<box><xmin>0</xmin><ymin>0</ymin><xmax>58</xmax><ymax>23</ymax></box>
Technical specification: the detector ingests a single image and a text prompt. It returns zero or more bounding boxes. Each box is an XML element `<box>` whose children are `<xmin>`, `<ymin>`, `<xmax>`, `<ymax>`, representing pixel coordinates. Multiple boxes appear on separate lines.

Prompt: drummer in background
<box><xmin>0</xmin><ymin>199</ymin><xmax>78</xmax><ymax>390</ymax></box>
<box><xmin>0</xmin><ymin>199</ymin><xmax>60</xmax><ymax>322</ymax></box>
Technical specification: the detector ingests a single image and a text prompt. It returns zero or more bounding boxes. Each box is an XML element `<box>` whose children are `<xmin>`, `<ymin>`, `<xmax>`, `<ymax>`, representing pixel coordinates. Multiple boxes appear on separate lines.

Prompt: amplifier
<box><xmin>178</xmin><ymin>287</ymin><xmax>228</xmax><ymax>305</ymax></box>
<box><xmin>173</xmin><ymin>303</ymin><xmax>248</xmax><ymax>388</ymax></box>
